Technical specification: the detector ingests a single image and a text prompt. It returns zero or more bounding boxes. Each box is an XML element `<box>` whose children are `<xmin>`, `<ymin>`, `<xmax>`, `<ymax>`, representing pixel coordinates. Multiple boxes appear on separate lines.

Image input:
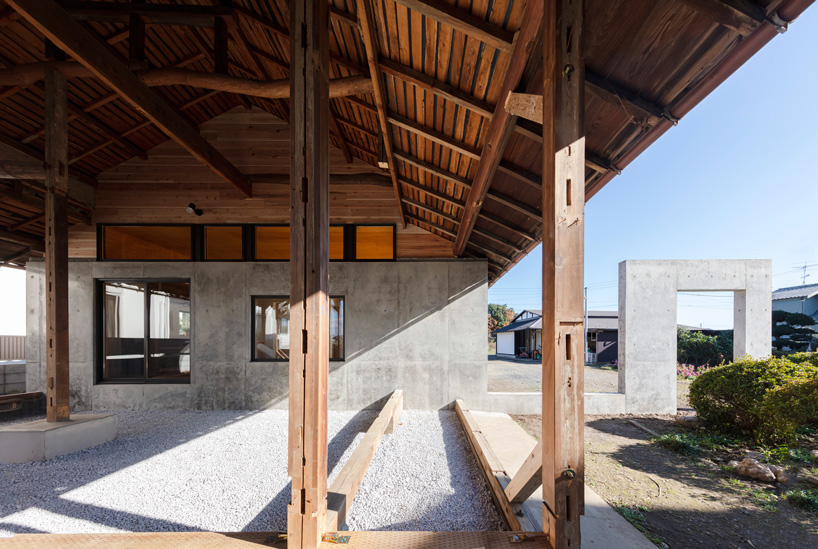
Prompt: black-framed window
<box><xmin>251</xmin><ymin>296</ymin><xmax>344</xmax><ymax>361</ymax></box>
<box><xmin>97</xmin><ymin>223</ymin><xmax>394</xmax><ymax>262</ymax></box>
<box><xmin>97</xmin><ymin>279</ymin><xmax>191</xmax><ymax>383</ymax></box>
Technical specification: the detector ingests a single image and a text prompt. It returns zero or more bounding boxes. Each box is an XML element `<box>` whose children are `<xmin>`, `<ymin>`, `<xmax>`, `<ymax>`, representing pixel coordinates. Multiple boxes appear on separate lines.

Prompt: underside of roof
<box><xmin>0</xmin><ymin>0</ymin><xmax>812</xmax><ymax>281</ymax></box>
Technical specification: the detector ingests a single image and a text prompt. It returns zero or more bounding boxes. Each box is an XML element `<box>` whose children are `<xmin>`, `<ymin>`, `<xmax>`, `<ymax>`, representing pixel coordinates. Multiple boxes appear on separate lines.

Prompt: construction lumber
<box><xmin>0</xmin><ymin>246</ymin><xmax>30</xmax><ymax>267</ymax></box>
<box><xmin>9</xmin><ymin>212</ymin><xmax>44</xmax><ymax>231</ymax></box>
<box><xmin>453</xmin><ymin>400</ymin><xmax>537</xmax><ymax>532</ymax></box>
<box><xmin>0</xmin><ymin>63</ymin><xmax>373</xmax><ymax>100</ymax></box>
<box><xmin>541</xmin><ymin>0</ymin><xmax>585</xmax><ymax>546</ymax></box>
<box><xmin>392</xmin><ymin>0</ymin><xmax>514</xmax><ymax>53</ymax></box>
<box><xmin>289</xmin><ymin>1</ymin><xmax>330</xmax><ymax>547</ymax></box>
<box><xmin>504</xmin><ymin>92</ymin><xmax>542</xmax><ymax>124</ymax></box>
<box><xmin>44</xmin><ymin>66</ymin><xmax>69</xmax><ymax>423</ymax></box>
<box><xmin>326</xmin><ymin>390</ymin><xmax>403</xmax><ymax>531</ymax></box>
<box><xmin>451</xmin><ymin>0</ymin><xmax>542</xmax><ymax>256</ymax></box>
<box><xmin>6</xmin><ymin>0</ymin><xmax>252</xmax><ymax>197</ymax></box>
<box><xmin>504</xmin><ymin>440</ymin><xmax>543</xmax><ymax>503</ymax></box>
<box><xmin>356</xmin><ymin>0</ymin><xmax>407</xmax><ymax>228</ymax></box>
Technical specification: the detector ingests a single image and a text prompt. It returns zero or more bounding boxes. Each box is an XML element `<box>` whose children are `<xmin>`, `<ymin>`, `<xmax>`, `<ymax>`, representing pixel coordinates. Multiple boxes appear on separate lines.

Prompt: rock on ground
<box><xmin>736</xmin><ymin>458</ymin><xmax>776</xmax><ymax>483</ymax></box>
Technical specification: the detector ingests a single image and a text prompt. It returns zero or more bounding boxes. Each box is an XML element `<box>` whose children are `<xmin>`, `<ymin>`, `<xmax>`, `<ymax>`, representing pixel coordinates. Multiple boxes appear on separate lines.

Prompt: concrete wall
<box><xmin>586</xmin><ymin>259</ymin><xmax>771</xmax><ymax>415</ymax></box>
<box><xmin>1</xmin><ymin>361</ymin><xmax>26</xmax><ymax>395</ymax></box>
<box><xmin>25</xmin><ymin>259</ymin><xmax>490</xmax><ymax>411</ymax></box>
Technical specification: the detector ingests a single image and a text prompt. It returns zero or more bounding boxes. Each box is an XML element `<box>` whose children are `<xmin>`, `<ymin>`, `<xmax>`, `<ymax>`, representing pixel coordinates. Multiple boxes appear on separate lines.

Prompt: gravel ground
<box><xmin>0</xmin><ymin>410</ymin><xmax>502</xmax><ymax>536</ymax></box>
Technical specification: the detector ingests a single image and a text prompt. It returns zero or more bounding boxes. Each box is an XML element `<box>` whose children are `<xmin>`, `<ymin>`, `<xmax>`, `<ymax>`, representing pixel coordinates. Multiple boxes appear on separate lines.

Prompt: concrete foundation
<box><xmin>586</xmin><ymin>259</ymin><xmax>771</xmax><ymax>415</ymax></box>
<box><xmin>0</xmin><ymin>414</ymin><xmax>117</xmax><ymax>463</ymax></box>
<box><xmin>26</xmin><ymin>260</ymin><xmax>491</xmax><ymax>411</ymax></box>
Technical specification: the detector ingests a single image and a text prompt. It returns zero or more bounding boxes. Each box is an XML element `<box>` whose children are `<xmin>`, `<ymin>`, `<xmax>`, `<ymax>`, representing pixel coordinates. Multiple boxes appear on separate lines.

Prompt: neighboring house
<box><xmin>586</xmin><ymin>311</ymin><xmax>618</xmax><ymax>363</ymax></box>
<box><xmin>492</xmin><ymin>310</ymin><xmax>542</xmax><ymax>359</ymax></box>
<box><xmin>772</xmin><ymin>283</ymin><xmax>818</xmax><ymax>326</ymax></box>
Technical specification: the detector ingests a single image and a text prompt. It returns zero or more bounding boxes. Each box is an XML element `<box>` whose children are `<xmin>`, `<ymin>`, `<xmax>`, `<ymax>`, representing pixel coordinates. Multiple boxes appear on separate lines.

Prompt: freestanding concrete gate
<box><xmin>586</xmin><ymin>260</ymin><xmax>772</xmax><ymax>415</ymax></box>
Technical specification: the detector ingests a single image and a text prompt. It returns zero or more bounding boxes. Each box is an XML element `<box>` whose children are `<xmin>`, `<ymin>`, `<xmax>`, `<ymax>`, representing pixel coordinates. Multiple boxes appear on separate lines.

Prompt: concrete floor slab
<box><xmin>470</xmin><ymin>411</ymin><xmax>656</xmax><ymax>549</ymax></box>
<box><xmin>0</xmin><ymin>414</ymin><xmax>117</xmax><ymax>463</ymax></box>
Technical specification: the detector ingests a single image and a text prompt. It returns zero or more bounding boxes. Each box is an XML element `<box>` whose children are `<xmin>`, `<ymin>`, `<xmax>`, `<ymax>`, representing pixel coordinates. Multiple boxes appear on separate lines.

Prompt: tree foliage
<box><xmin>772</xmin><ymin>310</ymin><xmax>817</xmax><ymax>355</ymax></box>
<box><xmin>677</xmin><ymin>327</ymin><xmax>732</xmax><ymax>367</ymax></box>
<box><xmin>488</xmin><ymin>303</ymin><xmax>515</xmax><ymax>337</ymax></box>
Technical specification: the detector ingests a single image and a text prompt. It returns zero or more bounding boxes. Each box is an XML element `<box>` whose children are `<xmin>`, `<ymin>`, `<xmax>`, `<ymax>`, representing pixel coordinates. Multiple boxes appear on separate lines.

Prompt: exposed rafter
<box><xmin>451</xmin><ymin>0</ymin><xmax>543</xmax><ymax>256</ymax></box>
<box><xmin>388</xmin><ymin>113</ymin><xmax>481</xmax><ymax>160</ymax></box>
<box><xmin>7</xmin><ymin>0</ymin><xmax>252</xmax><ymax>197</ymax></box>
<box><xmin>676</xmin><ymin>0</ymin><xmax>784</xmax><ymax>37</ymax></box>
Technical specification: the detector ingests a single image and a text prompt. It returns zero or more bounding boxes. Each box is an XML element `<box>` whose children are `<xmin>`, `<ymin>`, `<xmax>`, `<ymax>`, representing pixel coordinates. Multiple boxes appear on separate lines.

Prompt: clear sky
<box><xmin>490</xmin><ymin>8</ymin><xmax>818</xmax><ymax>330</ymax></box>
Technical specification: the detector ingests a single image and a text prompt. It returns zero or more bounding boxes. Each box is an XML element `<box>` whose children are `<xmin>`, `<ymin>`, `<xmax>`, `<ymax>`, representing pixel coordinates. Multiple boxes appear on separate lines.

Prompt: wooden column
<box><xmin>288</xmin><ymin>1</ymin><xmax>329</xmax><ymax>548</ymax></box>
<box><xmin>541</xmin><ymin>0</ymin><xmax>585</xmax><ymax>547</ymax></box>
<box><xmin>44</xmin><ymin>66</ymin><xmax>70</xmax><ymax>422</ymax></box>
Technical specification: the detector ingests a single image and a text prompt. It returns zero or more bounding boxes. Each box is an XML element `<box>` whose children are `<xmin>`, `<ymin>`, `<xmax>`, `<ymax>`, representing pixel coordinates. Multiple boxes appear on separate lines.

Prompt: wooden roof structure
<box><xmin>0</xmin><ymin>0</ymin><xmax>813</xmax><ymax>283</ymax></box>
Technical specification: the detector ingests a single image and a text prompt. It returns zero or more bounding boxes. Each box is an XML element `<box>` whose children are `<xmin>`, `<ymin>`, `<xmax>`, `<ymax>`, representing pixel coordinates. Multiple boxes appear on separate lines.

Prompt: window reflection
<box><xmin>252</xmin><ymin>297</ymin><xmax>344</xmax><ymax>361</ymax></box>
<box><xmin>148</xmin><ymin>282</ymin><xmax>191</xmax><ymax>379</ymax></box>
<box><xmin>103</xmin><ymin>282</ymin><xmax>146</xmax><ymax>380</ymax></box>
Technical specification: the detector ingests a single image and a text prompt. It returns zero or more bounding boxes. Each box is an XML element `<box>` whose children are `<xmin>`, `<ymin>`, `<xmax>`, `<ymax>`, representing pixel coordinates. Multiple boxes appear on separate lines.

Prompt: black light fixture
<box><xmin>186</xmin><ymin>202</ymin><xmax>203</xmax><ymax>216</ymax></box>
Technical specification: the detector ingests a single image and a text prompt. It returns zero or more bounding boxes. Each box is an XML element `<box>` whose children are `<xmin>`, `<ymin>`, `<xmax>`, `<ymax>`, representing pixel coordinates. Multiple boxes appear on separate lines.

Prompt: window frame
<box><xmin>94</xmin><ymin>278</ymin><xmax>192</xmax><ymax>385</ymax></box>
<box><xmin>200</xmin><ymin>224</ymin><xmax>250</xmax><ymax>262</ymax></box>
<box><xmin>96</xmin><ymin>223</ymin><xmax>196</xmax><ymax>262</ymax></box>
<box><xmin>250</xmin><ymin>294</ymin><xmax>346</xmax><ymax>363</ymax></box>
<box><xmin>351</xmin><ymin>223</ymin><xmax>397</xmax><ymax>261</ymax></box>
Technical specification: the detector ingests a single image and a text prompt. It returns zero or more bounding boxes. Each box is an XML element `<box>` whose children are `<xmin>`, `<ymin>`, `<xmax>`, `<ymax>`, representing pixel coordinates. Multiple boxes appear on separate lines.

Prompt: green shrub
<box><xmin>689</xmin><ymin>356</ymin><xmax>818</xmax><ymax>438</ymax></box>
<box><xmin>787</xmin><ymin>352</ymin><xmax>818</xmax><ymax>368</ymax></box>
<box><xmin>786</xmin><ymin>489</ymin><xmax>818</xmax><ymax>512</ymax></box>
<box><xmin>652</xmin><ymin>433</ymin><xmax>700</xmax><ymax>455</ymax></box>
<box><xmin>759</xmin><ymin>377</ymin><xmax>818</xmax><ymax>443</ymax></box>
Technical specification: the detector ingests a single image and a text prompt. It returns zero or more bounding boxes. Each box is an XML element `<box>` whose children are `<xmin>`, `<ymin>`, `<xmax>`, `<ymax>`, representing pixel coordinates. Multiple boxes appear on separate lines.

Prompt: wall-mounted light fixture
<box><xmin>186</xmin><ymin>202</ymin><xmax>203</xmax><ymax>216</ymax></box>
<box><xmin>377</xmin><ymin>133</ymin><xmax>389</xmax><ymax>170</ymax></box>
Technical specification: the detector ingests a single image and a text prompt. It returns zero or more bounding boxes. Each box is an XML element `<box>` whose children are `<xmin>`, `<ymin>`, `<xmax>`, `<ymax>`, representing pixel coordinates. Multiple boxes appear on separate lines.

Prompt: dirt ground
<box><xmin>512</xmin><ymin>415</ymin><xmax>818</xmax><ymax>549</ymax></box>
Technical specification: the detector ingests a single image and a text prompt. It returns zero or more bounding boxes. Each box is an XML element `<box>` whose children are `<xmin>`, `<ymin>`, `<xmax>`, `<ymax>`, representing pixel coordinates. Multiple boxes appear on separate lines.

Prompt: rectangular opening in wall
<box><xmin>147</xmin><ymin>282</ymin><xmax>191</xmax><ymax>379</ymax></box>
<box><xmin>330</xmin><ymin>296</ymin><xmax>344</xmax><ymax>359</ymax></box>
<box><xmin>676</xmin><ymin>291</ymin><xmax>734</xmax><ymax>376</ymax></box>
<box><xmin>204</xmin><ymin>225</ymin><xmax>243</xmax><ymax>260</ymax></box>
<box><xmin>102</xmin><ymin>281</ymin><xmax>146</xmax><ymax>380</ymax></box>
<box><xmin>255</xmin><ymin>226</ymin><xmax>290</xmax><ymax>260</ymax></box>
<box><xmin>252</xmin><ymin>296</ymin><xmax>345</xmax><ymax>361</ymax></box>
<box><xmin>355</xmin><ymin>225</ymin><xmax>395</xmax><ymax>260</ymax></box>
<box><xmin>101</xmin><ymin>226</ymin><xmax>192</xmax><ymax>260</ymax></box>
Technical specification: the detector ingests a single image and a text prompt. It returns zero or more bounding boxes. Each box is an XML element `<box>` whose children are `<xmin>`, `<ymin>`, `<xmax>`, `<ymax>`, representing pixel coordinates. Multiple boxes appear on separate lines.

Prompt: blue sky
<box><xmin>490</xmin><ymin>8</ymin><xmax>818</xmax><ymax>330</ymax></box>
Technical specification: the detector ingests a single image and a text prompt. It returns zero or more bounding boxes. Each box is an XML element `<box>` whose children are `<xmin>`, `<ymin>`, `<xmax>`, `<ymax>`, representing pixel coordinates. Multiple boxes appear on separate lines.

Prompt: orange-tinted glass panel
<box><xmin>205</xmin><ymin>226</ymin><xmax>243</xmax><ymax>260</ymax></box>
<box><xmin>102</xmin><ymin>226</ymin><xmax>191</xmax><ymax>260</ymax></box>
<box><xmin>355</xmin><ymin>226</ymin><xmax>394</xmax><ymax>260</ymax></box>
<box><xmin>330</xmin><ymin>226</ymin><xmax>344</xmax><ymax>260</ymax></box>
<box><xmin>255</xmin><ymin>226</ymin><xmax>290</xmax><ymax>260</ymax></box>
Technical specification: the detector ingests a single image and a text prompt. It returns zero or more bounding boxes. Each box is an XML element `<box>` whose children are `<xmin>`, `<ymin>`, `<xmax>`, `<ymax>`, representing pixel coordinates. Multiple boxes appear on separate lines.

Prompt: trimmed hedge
<box><xmin>689</xmin><ymin>355</ymin><xmax>818</xmax><ymax>442</ymax></box>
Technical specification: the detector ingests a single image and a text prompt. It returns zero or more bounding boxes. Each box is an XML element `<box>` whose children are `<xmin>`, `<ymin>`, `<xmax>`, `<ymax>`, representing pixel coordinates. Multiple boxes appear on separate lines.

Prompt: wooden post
<box><xmin>288</xmin><ymin>1</ymin><xmax>329</xmax><ymax>548</ymax></box>
<box><xmin>542</xmin><ymin>0</ymin><xmax>585</xmax><ymax>547</ymax></box>
<box><xmin>44</xmin><ymin>65</ymin><xmax>70</xmax><ymax>423</ymax></box>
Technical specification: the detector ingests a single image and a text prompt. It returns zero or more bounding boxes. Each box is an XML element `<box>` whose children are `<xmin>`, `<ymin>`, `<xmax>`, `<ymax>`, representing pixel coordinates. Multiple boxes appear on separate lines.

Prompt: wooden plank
<box><xmin>387</xmin><ymin>113</ymin><xmax>481</xmax><ymax>160</ymax></box>
<box><xmin>289</xmin><ymin>2</ymin><xmax>330</xmax><ymax>547</ymax></box>
<box><xmin>8</xmin><ymin>212</ymin><xmax>44</xmax><ymax>231</ymax></box>
<box><xmin>504</xmin><ymin>440</ymin><xmax>543</xmax><ymax>503</ymax></box>
<box><xmin>504</xmin><ymin>92</ymin><xmax>542</xmax><ymax>123</ymax></box>
<box><xmin>356</xmin><ymin>0</ymin><xmax>406</xmax><ymax>228</ymax></box>
<box><xmin>676</xmin><ymin>0</ymin><xmax>766</xmax><ymax>37</ymax></box>
<box><xmin>393</xmin><ymin>149</ymin><xmax>471</xmax><ymax>188</ymax></box>
<box><xmin>486</xmin><ymin>189</ymin><xmax>541</xmax><ymax>221</ymax></box>
<box><xmin>44</xmin><ymin>66</ymin><xmax>69</xmax><ymax>423</ymax></box>
<box><xmin>64</xmin><ymin>1</ymin><xmax>229</xmax><ymax>27</ymax></box>
<box><xmin>326</xmin><ymin>390</ymin><xmax>403</xmax><ymax>531</ymax></box>
<box><xmin>585</xmin><ymin>71</ymin><xmax>664</xmax><ymax>125</ymax></box>
<box><xmin>541</xmin><ymin>1</ymin><xmax>585</xmax><ymax>546</ymax></box>
<box><xmin>392</xmin><ymin>0</ymin><xmax>514</xmax><ymax>53</ymax></box>
<box><xmin>0</xmin><ymin>246</ymin><xmax>30</xmax><ymax>267</ymax></box>
<box><xmin>453</xmin><ymin>400</ymin><xmax>536</xmax><ymax>532</ymax></box>
<box><xmin>5</xmin><ymin>0</ymin><xmax>252</xmax><ymax>197</ymax></box>
<box><xmin>451</xmin><ymin>0</ymin><xmax>542</xmax><ymax>256</ymax></box>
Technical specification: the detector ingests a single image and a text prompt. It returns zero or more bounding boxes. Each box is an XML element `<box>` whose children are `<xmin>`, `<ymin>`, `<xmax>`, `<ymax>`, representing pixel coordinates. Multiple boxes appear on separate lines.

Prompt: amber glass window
<box><xmin>205</xmin><ymin>226</ymin><xmax>243</xmax><ymax>260</ymax></box>
<box><xmin>99</xmin><ymin>280</ymin><xmax>190</xmax><ymax>382</ymax></box>
<box><xmin>102</xmin><ymin>226</ymin><xmax>192</xmax><ymax>260</ymax></box>
<box><xmin>252</xmin><ymin>296</ymin><xmax>344</xmax><ymax>361</ymax></box>
<box><xmin>255</xmin><ymin>226</ymin><xmax>290</xmax><ymax>260</ymax></box>
<box><xmin>355</xmin><ymin>226</ymin><xmax>394</xmax><ymax>260</ymax></box>
<box><xmin>330</xmin><ymin>226</ymin><xmax>344</xmax><ymax>260</ymax></box>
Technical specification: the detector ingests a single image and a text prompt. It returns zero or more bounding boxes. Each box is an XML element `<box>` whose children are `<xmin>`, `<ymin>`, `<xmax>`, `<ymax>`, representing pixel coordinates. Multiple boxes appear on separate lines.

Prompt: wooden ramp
<box><xmin>0</xmin><ymin>531</ymin><xmax>550</xmax><ymax>549</ymax></box>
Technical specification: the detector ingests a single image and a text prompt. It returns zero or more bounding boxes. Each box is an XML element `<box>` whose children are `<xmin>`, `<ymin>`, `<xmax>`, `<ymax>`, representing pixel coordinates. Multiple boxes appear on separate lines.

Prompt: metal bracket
<box><xmin>767</xmin><ymin>11</ymin><xmax>788</xmax><ymax>34</ymax></box>
<box><xmin>662</xmin><ymin>111</ymin><xmax>679</xmax><ymax>126</ymax></box>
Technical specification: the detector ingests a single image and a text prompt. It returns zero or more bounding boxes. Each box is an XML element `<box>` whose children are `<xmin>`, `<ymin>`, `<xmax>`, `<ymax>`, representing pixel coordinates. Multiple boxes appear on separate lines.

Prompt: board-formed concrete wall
<box><xmin>585</xmin><ymin>259</ymin><xmax>772</xmax><ymax>415</ymax></box>
<box><xmin>25</xmin><ymin>260</ymin><xmax>489</xmax><ymax>411</ymax></box>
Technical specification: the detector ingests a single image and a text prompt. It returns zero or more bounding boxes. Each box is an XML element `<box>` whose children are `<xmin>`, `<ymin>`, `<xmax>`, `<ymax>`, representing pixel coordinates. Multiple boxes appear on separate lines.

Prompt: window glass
<box><xmin>355</xmin><ymin>226</ymin><xmax>394</xmax><ymax>260</ymax></box>
<box><xmin>205</xmin><ymin>226</ymin><xmax>243</xmax><ymax>260</ymax></box>
<box><xmin>148</xmin><ymin>282</ymin><xmax>191</xmax><ymax>379</ymax></box>
<box><xmin>102</xmin><ymin>282</ymin><xmax>146</xmax><ymax>380</ymax></box>
<box><xmin>330</xmin><ymin>226</ymin><xmax>344</xmax><ymax>260</ymax></box>
<box><xmin>252</xmin><ymin>296</ymin><xmax>344</xmax><ymax>361</ymax></box>
<box><xmin>255</xmin><ymin>226</ymin><xmax>290</xmax><ymax>260</ymax></box>
<box><xmin>253</xmin><ymin>298</ymin><xmax>291</xmax><ymax>360</ymax></box>
<box><xmin>102</xmin><ymin>226</ymin><xmax>191</xmax><ymax>260</ymax></box>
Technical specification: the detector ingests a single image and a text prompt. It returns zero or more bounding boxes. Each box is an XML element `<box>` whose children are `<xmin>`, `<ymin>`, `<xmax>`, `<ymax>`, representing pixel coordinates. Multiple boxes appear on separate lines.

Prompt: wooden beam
<box><xmin>585</xmin><ymin>71</ymin><xmax>665</xmax><ymax>125</ymax></box>
<box><xmin>0</xmin><ymin>226</ymin><xmax>44</xmax><ymax>251</ymax></box>
<box><xmin>0</xmin><ymin>246</ymin><xmax>30</xmax><ymax>267</ymax></box>
<box><xmin>452</xmin><ymin>0</ymin><xmax>542</xmax><ymax>256</ymax></box>
<box><xmin>213</xmin><ymin>15</ymin><xmax>229</xmax><ymax>75</ymax></box>
<box><xmin>356</xmin><ymin>0</ymin><xmax>407</xmax><ymax>228</ymax></box>
<box><xmin>328</xmin><ymin>105</ymin><xmax>353</xmax><ymax>164</ymax></box>
<box><xmin>0</xmin><ymin>132</ymin><xmax>97</xmax><ymax>188</ymax></box>
<box><xmin>64</xmin><ymin>1</ymin><xmax>231</xmax><ymax>27</ymax></box>
<box><xmin>326</xmin><ymin>390</ymin><xmax>403</xmax><ymax>532</ymax></box>
<box><xmin>472</xmin><ymin>226</ymin><xmax>524</xmax><ymax>254</ymax></box>
<box><xmin>504</xmin><ymin>92</ymin><xmax>542</xmax><ymax>123</ymax></box>
<box><xmin>289</xmin><ymin>1</ymin><xmax>330</xmax><ymax>547</ymax></box>
<box><xmin>497</xmin><ymin>160</ymin><xmax>542</xmax><ymax>191</ymax></box>
<box><xmin>676</xmin><ymin>0</ymin><xmax>770</xmax><ymax>37</ymax></box>
<box><xmin>378</xmin><ymin>56</ymin><xmax>494</xmax><ymax>118</ymax></box>
<box><xmin>541</xmin><ymin>0</ymin><xmax>585</xmax><ymax>545</ymax></box>
<box><xmin>486</xmin><ymin>189</ymin><xmax>541</xmax><ymax>220</ymax></box>
<box><xmin>0</xmin><ymin>160</ymin><xmax>44</xmax><ymax>179</ymax></box>
<box><xmin>505</xmin><ymin>440</ymin><xmax>543</xmax><ymax>503</ymax></box>
<box><xmin>6</xmin><ymin>0</ymin><xmax>252</xmax><ymax>197</ymax></box>
<box><xmin>387</xmin><ymin>112</ymin><xmax>481</xmax><ymax>160</ymax></box>
<box><xmin>401</xmin><ymin>197</ymin><xmax>459</xmax><ymax>224</ymax></box>
<box><xmin>128</xmin><ymin>14</ymin><xmax>146</xmax><ymax>70</ymax></box>
<box><xmin>478</xmin><ymin>209</ymin><xmax>536</xmax><ymax>243</ymax></box>
<box><xmin>392</xmin><ymin>149</ymin><xmax>472</xmax><ymax>188</ymax></box>
<box><xmin>392</xmin><ymin>0</ymin><xmax>514</xmax><ymax>53</ymax></box>
<box><xmin>398</xmin><ymin>177</ymin><xmax>465</xmax><ymax>208</ymax></box>
<box><xmin>0</xmin><ymin>183</ymin><xmax>91</xmax><ymax>222</ymax></box>
<box><xmin>334</xmin><ymin>116</ymin><xmax>377</xmax><ymax>140</ymax></box>
<box><xmin>512</xmin><ymin>118</ymin><xmax>618</xmax><ymax>175</ymax></box>
<box><xmin>8</xmin><ymin>212</ymin><xmax>44</xmax><ymax>232</ymax></box>
<box><xmin>453</xmin><ymin>400</ymin><xmax>537</xmax><ymax>531</ymax></box>
<box><xmin>44</xmin><ymin>66</ymin><xmax>70</xmax><ymax>423</ymax></box>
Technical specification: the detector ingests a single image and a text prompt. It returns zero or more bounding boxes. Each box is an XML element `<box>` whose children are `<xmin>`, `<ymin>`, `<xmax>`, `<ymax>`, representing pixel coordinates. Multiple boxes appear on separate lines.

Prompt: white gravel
<box><xmin>0</xmin><ymin>410</ymin><xmax>503</xmax><ymax>535</ymax></box>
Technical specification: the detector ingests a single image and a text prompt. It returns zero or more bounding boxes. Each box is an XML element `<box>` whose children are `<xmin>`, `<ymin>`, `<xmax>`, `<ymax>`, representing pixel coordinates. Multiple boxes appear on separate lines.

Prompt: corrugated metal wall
<box><xmin>0</xmin><ymin>336</ymin><xmax>25</xmax><ymax>360</ymax></box>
